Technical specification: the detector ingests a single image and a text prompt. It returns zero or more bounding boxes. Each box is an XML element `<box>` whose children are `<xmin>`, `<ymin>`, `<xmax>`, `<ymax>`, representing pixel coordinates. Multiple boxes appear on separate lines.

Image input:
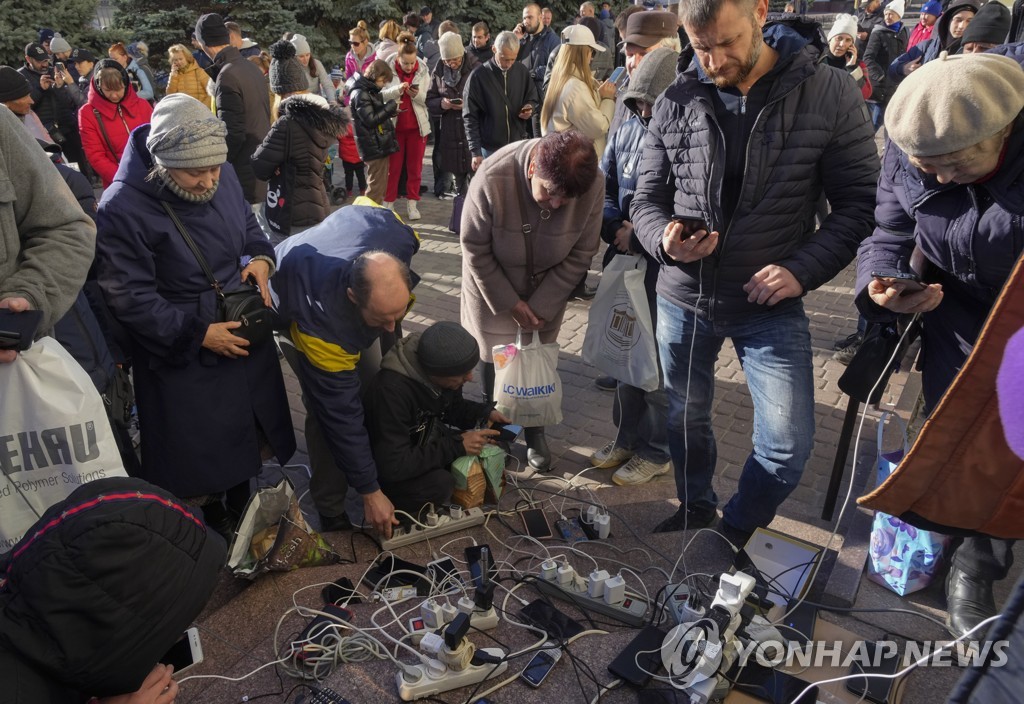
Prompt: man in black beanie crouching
<box><xmin>363</xmin><ymin>321</ymin><xmax>510</xmax><ymax>517</ymax></box>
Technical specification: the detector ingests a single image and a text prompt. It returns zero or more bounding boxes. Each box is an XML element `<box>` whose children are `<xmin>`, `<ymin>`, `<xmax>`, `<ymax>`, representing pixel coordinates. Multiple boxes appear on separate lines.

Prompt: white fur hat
<box><xmin>885</xmin><ymin>0</ymin><xmax>905</xmax><ymax>17</ymax></box>
<box><xmin>828</xmin><ymin>14</ymin><xmax>859</xmax><ymax>41</ymax></box>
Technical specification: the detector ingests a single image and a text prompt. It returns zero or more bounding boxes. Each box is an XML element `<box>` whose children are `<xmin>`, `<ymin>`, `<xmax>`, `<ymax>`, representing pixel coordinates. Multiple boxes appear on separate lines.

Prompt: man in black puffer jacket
<box><xmin>632</xmin><ymin>1</ymin><xmax>878</xmax><ymax>538</ymax></box>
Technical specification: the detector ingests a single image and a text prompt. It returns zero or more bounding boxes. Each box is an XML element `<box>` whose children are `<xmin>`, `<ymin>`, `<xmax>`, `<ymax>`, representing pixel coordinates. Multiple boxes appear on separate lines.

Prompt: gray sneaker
<box><xmin>590</xmin><ymin>441</ymin><xmax>633</xmax><ymax>469</ymax></box>
<box><xmin>612</xmin><ymin>455</ymin><xmax>671</xmax><ymax>486</ymax></box>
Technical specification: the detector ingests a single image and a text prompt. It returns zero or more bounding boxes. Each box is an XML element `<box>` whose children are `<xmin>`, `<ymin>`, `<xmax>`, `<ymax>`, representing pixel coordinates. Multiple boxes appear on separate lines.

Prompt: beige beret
<box><xmin>886</xmin><ymin>52</ymin><xmax>1024</xmax><ymax>158</ymax></box>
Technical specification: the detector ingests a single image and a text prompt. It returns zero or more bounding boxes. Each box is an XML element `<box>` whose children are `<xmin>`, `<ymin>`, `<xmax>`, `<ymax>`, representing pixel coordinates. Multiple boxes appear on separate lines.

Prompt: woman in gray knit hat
<box><xmin>252</xmin><ymin>40</ymin><xmax>350</xmax><ymax>243</ymax></box>
<box><xmin>93</xmin><ymin>93</ymin><xmax>296</xmax><ymax>538</ymax></box>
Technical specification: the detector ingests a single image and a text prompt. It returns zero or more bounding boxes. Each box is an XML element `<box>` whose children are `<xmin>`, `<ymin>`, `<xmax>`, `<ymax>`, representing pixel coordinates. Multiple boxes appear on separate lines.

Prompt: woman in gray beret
<box><xmin>93</xmin><ymin>93</ymin><xmax>296</xmax><ymax>538</ymax></box>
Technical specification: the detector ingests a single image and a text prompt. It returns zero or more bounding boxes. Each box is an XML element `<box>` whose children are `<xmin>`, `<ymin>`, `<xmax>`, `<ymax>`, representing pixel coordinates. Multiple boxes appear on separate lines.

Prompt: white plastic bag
<box><xmin>0</xmin><ymin>337</ymin><xmax>128</xmax><ymax>552</ymax></box>
<box><xmin>582</xmin><ymin>254</ymin><xmax>659</xmax><ymax>391</ymax></box>
<box><xmin>492</xmin><ymin>330</ymin><xmax>562</xmax><ymax>426</ymax></box>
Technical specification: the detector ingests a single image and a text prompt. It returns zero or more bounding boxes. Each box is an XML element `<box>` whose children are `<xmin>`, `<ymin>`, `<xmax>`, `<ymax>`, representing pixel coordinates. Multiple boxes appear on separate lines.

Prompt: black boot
<box><xmin>482</xmin><ymin>362</ymin><xmax>495</xmax><ymax>405</ymax></box>
<box><xmin>524</xmin><ymin>426</ymin><xmax>551</xmax><ymax>472</ymax></box>
<box><xmin>945</xmin><ymin>565</ymin><xmax>997</xmax><ymax>638</ymax></box>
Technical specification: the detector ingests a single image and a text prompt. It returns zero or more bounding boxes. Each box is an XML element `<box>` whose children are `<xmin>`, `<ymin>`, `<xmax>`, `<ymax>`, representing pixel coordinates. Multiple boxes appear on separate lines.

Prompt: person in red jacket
<box><xmin>78</xmin><ymin>59</ymin><xmax>153</xmax><ymax>187</ymax></box>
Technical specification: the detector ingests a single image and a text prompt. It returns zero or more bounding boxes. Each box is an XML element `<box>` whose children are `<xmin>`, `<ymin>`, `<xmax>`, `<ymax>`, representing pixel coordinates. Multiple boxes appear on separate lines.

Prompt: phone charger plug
<box><xmin>450</xmin><ymin>505</ymin><xmax>464</xmax><ymax>519</ymax></box>
<box><xmin>426</xmin><ymin>512</ymin><xmax>439</xmax><ymax>527</ymax></box>
<box><xmin>585</xmin><ymin>505</ymin><xmax>600</xmax><ymax>524</ymax></box>
<box><xmin>440</xmin><ymin>602</ymin><xmax>458</xmax><ymax>625</ymax></box>
<box><xmin>595</xmin><ymin>514</ymin><xmax>611</xmax><ymax>539</ymax></box>
<box><xmin>420</xmin><ymin>632</ymin><xmax>445</xmax><ymax>656</ymax></box>
<box><xmin>603</xmin><ymin>575</ymin><xmax>626</xmax><ymax>605</ymax></box>
<box><xmin>541</xmin><ymin>559</ymin><xmax>558</xmax><ymax>580</ymax></box>
<box><xmin>474</xmin><ymin>582</ymin><xmax>496</xmax><ymax>610</ymax></box>
<box><xmin>421</xmin><ymin>599</ymin><xmax>444</xmax><ymax>629</ymax></box>
<box><xmin>457</xmin><ymin>596</ymin><xmax>475</xmax><ymax>616</ymax></box>
<box><xmin>557</xmin><ymin>563</ymin><xmax>575</xmax><ymax>585</ymax></box>
<box><xmin>588</xmin><ymin>569</ymin><xmax>610</xmax><ymax>598</ymax></box>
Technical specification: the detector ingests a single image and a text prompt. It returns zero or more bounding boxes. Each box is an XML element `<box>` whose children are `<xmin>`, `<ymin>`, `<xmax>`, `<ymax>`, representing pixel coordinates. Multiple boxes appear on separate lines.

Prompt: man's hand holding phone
<box><xmin>518</xmin><ymin>104</ymin><xmax>534</xmax><ymax>120</ymax></box>
<box><xmin>867</xmin><ymin>276</ymin><xmax>943</xmax><ymax>314</ymax></box>
<box><xmin>662</xmin><ymin>218</ymin><xmax>718</xmax><ymax>263</ymax></box>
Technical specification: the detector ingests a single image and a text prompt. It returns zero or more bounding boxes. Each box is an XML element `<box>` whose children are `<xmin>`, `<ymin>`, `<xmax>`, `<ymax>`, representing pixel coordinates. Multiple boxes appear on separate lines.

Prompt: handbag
<box><xmin>159</xmin><ymin>201</ymin><xmax>274</xmax><ymax>344</ymax></box>
<box><xmin>447</xmin><ymin>193</ymin><xmax>465</xmax><ymax>234</ymax></box>
<box><xmin>264</xmin><ymin>121</ymin><xmax>295</xmax><ymax>235</ymax></box>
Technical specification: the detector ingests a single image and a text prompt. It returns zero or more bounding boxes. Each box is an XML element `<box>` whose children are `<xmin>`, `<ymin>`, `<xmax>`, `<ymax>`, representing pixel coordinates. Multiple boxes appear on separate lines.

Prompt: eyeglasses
<box><xmin>351</xmin><ymin>41</ymin><xmax>363</xmax><ymax>46</ymax></box>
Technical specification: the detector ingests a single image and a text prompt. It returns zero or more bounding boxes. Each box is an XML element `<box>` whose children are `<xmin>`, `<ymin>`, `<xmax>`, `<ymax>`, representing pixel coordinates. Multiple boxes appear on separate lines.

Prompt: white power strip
<box><xmin>395</xmin><ymin>648</ymin><xmax>508</xmax><ymax>701</ymax></box>
<box><xmin>381</xmin><ymin>507</ymin><xmax>488</xmax><ymax>550</ymax></box>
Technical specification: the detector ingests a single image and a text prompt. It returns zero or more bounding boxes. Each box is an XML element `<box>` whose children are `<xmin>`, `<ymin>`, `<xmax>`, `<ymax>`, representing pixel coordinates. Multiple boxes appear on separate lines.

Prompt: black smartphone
<box><xmin>780</xmin><ymin>599</ymin><xmax>818</xmax><ymax>647</ymax></box>
<box><xmin>727</xmin><ymin>662</ymin><xmax>818</xmax><ymax>704</ymax></box>
<box><xmin>322</xmin><ymin>576</ymin><xmax>362</xmax><ymax>605</ymax></box>
<box><xmin>846</xmin><ymin>641</ymin><xmax>900</xmax><ymax>703</ymax></box>
<box><xmin>465</xmin><ymin>544</ymin><xmax>498</xmax><ymax>590</ymax></box>
<box><xmin>672</xmin><ymin>215</ymin><xmax>710</xmax><ymax>241</ymax></box>
<box><xmin>519</xmin><ymin>598</ymin><xmax>584</xmax><ymax>640</ymax></box>
<box><xmin>520</xmin><ymin>507</ymin><xmax>553</xmax><ymax>539</ymax></box>
<box><xmin>0</xmin><ymin>309</ymin><xmax>43</xmax><ymax>351</ymax></box>
<box><xmin>870</xmin><ymin>269</ymin><xmax>927</xmax><ymax>294</ymax></box>
<box><xmin>54</xmin><ymin>61</ymin><xmax>66</xmax><ymax>73</ymax></box>
<box><xmin>607</xmin><ymin>625</ymin><xmax>667</xmax><ymax>686</ymax></box>
<box><xmin>362</xmin><ymin>554</ymin><xmax>430</xmax><ymax>594</ymax></box>
<box><xmin>520</xmin><ymin>645</ymin><xmax>561</xmax><ymax>687</ymax></box>
<box><xmin>554</xmin><ymin>517</ymin><xmax>588</xmax><ymax>544</ymax></box>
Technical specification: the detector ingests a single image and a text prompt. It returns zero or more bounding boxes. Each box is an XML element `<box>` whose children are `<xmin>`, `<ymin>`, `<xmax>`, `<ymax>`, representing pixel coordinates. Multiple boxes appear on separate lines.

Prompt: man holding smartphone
<box><xmin>632</xmin><ymin>0</ymin><xmax>877</xmax><ymax>538</ymax></box>
<box><xmin>17</xmin><ymin>42</ymin><xmax>86</xmax><ymax>168</ymax></box>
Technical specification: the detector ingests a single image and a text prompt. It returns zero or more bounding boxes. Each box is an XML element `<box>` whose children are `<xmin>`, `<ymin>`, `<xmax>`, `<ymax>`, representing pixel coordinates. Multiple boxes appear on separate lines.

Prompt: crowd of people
<box><xmin>2</xmin><ymin>0</ymin><xmax>1024</xmax><ymax>700</ymax></box>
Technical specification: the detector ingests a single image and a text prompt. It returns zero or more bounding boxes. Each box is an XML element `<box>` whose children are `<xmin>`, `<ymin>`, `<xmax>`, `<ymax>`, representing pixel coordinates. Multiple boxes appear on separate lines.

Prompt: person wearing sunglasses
<box><xmin>345</xmin><ymin>23</ymin><xmax>377</xmax><ymax>89</ymax></box>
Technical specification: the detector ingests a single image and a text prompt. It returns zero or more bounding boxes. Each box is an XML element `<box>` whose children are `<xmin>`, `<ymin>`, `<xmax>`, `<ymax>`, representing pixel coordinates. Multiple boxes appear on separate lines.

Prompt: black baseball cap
<box><xmin>70</xmin><ymin>48</ymin><xmax>96</xmax><ymax>63</ymax></box>
<box><xmin>25</xmin><ymin>43</ymin><xmax>49</xmax><ymax>62</ymax></box>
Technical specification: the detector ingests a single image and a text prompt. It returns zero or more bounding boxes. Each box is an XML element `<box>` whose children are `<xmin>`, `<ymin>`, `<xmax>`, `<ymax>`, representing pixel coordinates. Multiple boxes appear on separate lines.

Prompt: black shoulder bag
<box><xmin>159</xmin><ymin>201</ymin><xmax>274</xmax><ymax>345</ymax></box>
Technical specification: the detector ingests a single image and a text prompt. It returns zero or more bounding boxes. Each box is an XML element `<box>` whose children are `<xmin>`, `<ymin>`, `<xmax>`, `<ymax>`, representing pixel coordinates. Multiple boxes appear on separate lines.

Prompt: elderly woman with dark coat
<box><xmin>460</xmin><ymin>130</ymin><xmax>603</xmax><ymax>471</ymax></box>
<box><xmin>426</xmin><ymin>32</ymin><xmax>478</xmax><ymax>197</ymax></box>
<box><xmin>95</xmin><ymin>94</ymin><xmax>296</xmax><ymax>535</ymax></box>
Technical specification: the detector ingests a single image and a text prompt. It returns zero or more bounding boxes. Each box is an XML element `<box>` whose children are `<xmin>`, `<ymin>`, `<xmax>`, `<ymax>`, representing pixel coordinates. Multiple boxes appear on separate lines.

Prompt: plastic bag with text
<box><xmin>492</xmin><ymin>330</ymin><xmax>562</xmax><ymax>426</ymax></box>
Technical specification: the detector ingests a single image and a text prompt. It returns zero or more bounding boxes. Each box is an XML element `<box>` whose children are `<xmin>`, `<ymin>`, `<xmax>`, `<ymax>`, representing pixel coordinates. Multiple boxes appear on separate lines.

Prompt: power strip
<box><xmin>381</xmin><ymin>507</ymin><xmax>487</xmax><ymax>550</ymax></box>
<box><xmin>395</xmin><ymin>648</ymin><xmax>508</xmax><ymax>701</ymax></box>
<box><xmin>533</xmin><ymin>571</ymin><xmax>648</xmax><ymax>627</ymax></box>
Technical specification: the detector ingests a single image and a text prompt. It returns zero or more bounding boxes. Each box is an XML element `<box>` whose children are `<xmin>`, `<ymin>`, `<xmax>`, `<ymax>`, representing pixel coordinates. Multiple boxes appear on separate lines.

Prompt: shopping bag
<box><xmin>492</xmin><ymin>330</ymin><xmax>562</xmax><ymax>426</ymax></box>
<box><xmin>227</xmin><ymin>479</ymin><xmax>339</xmax><ymax>579</ymax></box>
<box><xmin>0</xmin><ymin>337</ymin><xmax>128</xmax><ymax>552</ymax></box>
<box><xmin>867</xmin><ymin>412</ymin><xmax>952</xmax><ymax>596</ymax></box>
<box><xmin>448</xmin><ymin>194</ymin><xmax>465</xmax><ymax>234</ymax></box>
<box><xmin>582</xmin><ymin>254</ymin><xmax>659</xmax><ymax>391</ymax></box>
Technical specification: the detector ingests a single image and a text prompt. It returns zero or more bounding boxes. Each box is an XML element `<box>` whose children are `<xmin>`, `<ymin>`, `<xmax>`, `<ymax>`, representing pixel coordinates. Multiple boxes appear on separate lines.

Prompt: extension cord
<box><xmin>534</xmin><ymin>571</ymin><xmax>648</xmax><ymax>626</ymax></box>
<box><xmin>664</xmin><ymin>583</ymin><xmax>706</xmax><ymax>626</ymax></box>
<box><xmin>381</xmin><ymin>507</ymin><xmax>487</xmax><ymax>550</ymax></box>
<box><xmin>408</xmin><ymin>606</ymin><xmax>500</xmax><ymax>645</ymax></box>
<box><xmin>395</xmin><ymin>647</ymin><xmax>508</xmax><ymax>701</ymax></box>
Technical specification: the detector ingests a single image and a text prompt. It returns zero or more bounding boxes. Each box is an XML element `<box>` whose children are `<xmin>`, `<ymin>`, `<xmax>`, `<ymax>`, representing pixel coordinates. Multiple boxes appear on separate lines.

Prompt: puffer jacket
<box><xmin>425</xmin><ymin>53</ymin><xmax>479</xmax><ymax>175</ymax></box>
<box><xmin>863</xmin><ymin>22</ymin><xmax>909</xmax><ymax>105</ymax></box>
<box><xmin>631</xmin><ymin>21</ymin><xmax>879</xmax><ymax>321</ymax></box>
<box><xmin>252</xmin><ymin>95</ymin><xmax>350</xmax><ymax>228</ymax></box>
<box><xmin>347</xmin><ymin>73</ymin><xmax>400</xmax><ymax>161</ymax></box>
<box><xmin>601</xmin><ymin>116</ymin><xmax>645</xmax><ymax>264</ymax></box>
<box><xmin>166</xmin><ymin>60</ymin><xmax>211</xmax><ymax>106</ymax></box>
<box><xmin>888</xmin><ymin>0</ymin><xmax>981</xmax><ymax>82</ymax></box>
<box><xmin>77</xmin><ymin>60</ymin><xmax>153</xmax><ymax>187</ymax></box>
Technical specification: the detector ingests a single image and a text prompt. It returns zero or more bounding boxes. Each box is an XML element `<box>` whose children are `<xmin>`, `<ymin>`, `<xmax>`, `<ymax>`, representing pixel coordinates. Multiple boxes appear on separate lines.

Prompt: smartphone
<box><xmin>608</xmin><ymin>66</ymin><xmax>627</xmax><ymax>86</ymax></box>
<box><xmin>495</xmin><ymin>423</ymin><xmax>523</xmax><ymax>443</ymax></box>
<box><xmin>450</xmin><ymin>97</ymin><xmax>463</xmax><ymax>106</ymax></box>
<box><xmin>846</xmin><ymin>641</ymin><xmax>900</xmax><ymax>703</ymax></box>
<box><xmin>362</xmin><ymin>554</ymin><xmax>430</xmax><ymax>594</ymax></box>
<box><xmin>0</xmin><ymin>309</ymin><xmax>43</xmax><ymax>351</ymax></box>
<box><xmin>554</xmin><ymin>517</ymin><xmax>589</xmax><ymax>544</ymax></box>
<box><xmin>520</xmin><ymin>104</ymin><xmax>534</xmax><ymax>115</ymax></box>
<box><xmin>55</xmin><ymin>61</ymin><xmax>66</xmax><ymax>73</ymax></box>
<box><xmin>870</xmin><ymin>270</ymin><xmax>927</xmax><ymax>294</ymax></box>
<box><xmin>520</xmin><ymin>507</ymin><xmax>553</xmax><ymax>539</ymax></box>
<box><xmin>160</xmin><ymin>627</ymin><xmax>203</xmax><ymax>675</ymax></box>
<box><xmin>427</xmin><ymin>556</ymin><xmax>463</xmax><ymax>594</ymax></box>
<box><xmin>465</xmin><ymin>544</ymin><xmax>498</xmax><ymax>590</ymax></box>
<box><xmin>520</xmin><ymin>644</ymin><xmax>562</xmax><ymax>687</ymax></box>
<box><xmin>519</xmin><ymin>599</ymin><xmax>585</xmax><ymax>640</ymax></box>
<box><xmin>607</xmin><ymin>625</ymin><xmax>667</xmax><ymax>686</ymax></box>
<box><xmin>727</xmin><ymin>662</ymin><xmax>818</xmax><ymax>704</ymax></box>
<box><xmin>322</xmin><ymin>576</ymin><xmax>362</xmax><ymax>605</ymax></box>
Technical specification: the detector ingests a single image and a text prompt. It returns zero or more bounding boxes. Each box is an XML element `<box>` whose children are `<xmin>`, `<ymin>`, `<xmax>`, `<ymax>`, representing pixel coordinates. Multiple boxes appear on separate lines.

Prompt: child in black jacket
<box><xmin>346</xmin><ymin>59</ymin><xmax>399</xmax><ymax>205</ymax></box>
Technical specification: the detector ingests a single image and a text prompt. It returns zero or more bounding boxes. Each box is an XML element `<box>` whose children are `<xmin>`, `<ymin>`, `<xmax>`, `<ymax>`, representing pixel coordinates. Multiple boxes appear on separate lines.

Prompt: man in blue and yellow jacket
<box><xmin>272</xmin><ymin>199</ymin><xmax>419</xmax><ymax>537</ymax></box>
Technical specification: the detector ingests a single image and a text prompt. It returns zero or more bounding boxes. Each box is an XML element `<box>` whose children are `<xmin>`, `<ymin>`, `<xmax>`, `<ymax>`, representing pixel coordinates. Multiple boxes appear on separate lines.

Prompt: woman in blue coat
<box><xmin>95</xmin><ymin>94</ymin><xmax>295</xmax><ymax>532</ymax></box>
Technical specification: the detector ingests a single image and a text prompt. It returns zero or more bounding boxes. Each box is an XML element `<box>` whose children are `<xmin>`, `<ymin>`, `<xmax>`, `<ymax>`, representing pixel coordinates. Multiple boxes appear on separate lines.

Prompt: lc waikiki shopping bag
<box><xmin>582</xmin><ymin>254</ymin><xmax>659</xmax><ymax>391</ymax></box>
<box><xmin>492</xmin><ymin>330</ymin><xmax>563</xmax><ymax>426</ymax></box>
<box><xmin>867</xmin><ymin>412</ymin><xmax>952</xmax><ymax>596</ymax></box>
<box><xmin>0</xmin><ymin>337</ymin><xmax>128</xmax><ymax>552</ymax></box>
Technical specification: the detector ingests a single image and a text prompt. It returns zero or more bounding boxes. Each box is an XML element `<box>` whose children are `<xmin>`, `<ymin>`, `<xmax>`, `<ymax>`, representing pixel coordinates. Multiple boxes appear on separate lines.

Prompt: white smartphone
<box><xmin>520</xmin><ymin>643</ymin><xmax>562</xmax><ymax>687</ymax></box>
<box><xmin>160</xmin><ymin>627</ymin><xmax>203</xmax><ymax>675</ymax></box>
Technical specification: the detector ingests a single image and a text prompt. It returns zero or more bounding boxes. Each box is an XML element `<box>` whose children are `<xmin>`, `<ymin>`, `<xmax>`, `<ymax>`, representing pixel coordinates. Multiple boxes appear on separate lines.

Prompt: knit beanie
<box><xmin>417</xmin><ymin>322</ymin><xmax>480</xmax><ymax>377</ymax></box>
<box><xmin>828</xmin><ymin>14</ymin><xmax>859</xmax><ymax>41</ymax></box>
<box><xmin>0</xmin><ymin>65</ymin><xmax>30</xmax><ymax>102</ymax></box>
<box><xmin>195</xmin><ymin>13</ymin><xmax>230</xmax><ymax>47</ymax></box>
<box><xmin>885</xmin><ymin>0</ymin><xmax>905</xmax><ymax>18</ymax></box>
<box><xmin>269</xmin><ymin>40</ymin><xmax>307</xmax><ymax>95</ymax></box>
<box><xmin>886</xmin><ymin>52</ymin><xmax>1024</xmax><ymax>157</ymax></box>
<box><xmin>920</xmin><ymin>0</ymin><xmax>943</xmax><ymax>17</ymax></box>
<box><xmin>622</xmin><ymin>47</ymin><xmax>679</xmax><ymax>110</ymax></box>
<box><xmin>438</xmin><ymin>31</ymin><xmax>465</xmax><ymax>60</ymax></box>
<box><xmin>961</xmin><ymin>1</ymin><xmax>1010</xmax><ymax>46</ymax></box>
<box><xmin>146</xmin><ymin>94</ymin><xmax>228</xmax><ymax>169</ymax></box>
<box><xmin>49</xmin><ymin>33</ymin><xmax>71</xmax><ymax>54</ymax></box>
<box><xmin>290</xmin><ymin>33</ymin><xmax>311</xmax><ymax>56</ymax></box>
<box><xmin>38</xmin><ymin>28</ymin><xmax>55</xmax><ymax>44</ymax></box>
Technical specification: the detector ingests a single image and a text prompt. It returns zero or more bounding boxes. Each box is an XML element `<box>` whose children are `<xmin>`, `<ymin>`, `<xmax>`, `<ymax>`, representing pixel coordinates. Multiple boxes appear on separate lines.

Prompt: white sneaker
<box><xmin>384</xmin><ymin>201</ymin><xmax>395</xmax><ymax>211</ymax></box>
<box><xmin>612</xmin><ymin>455</ymin><xmax>671</xmax><ymax>486</ymax></box>
<box><xmin>407</xmin><ymin>201</ymin><xmax>421</xmax><ymax>220</ymax></box>
<box><xmin>589</xmin><ymin>441</ymin><xmax>633</xmax><ymax>469</ymax></box>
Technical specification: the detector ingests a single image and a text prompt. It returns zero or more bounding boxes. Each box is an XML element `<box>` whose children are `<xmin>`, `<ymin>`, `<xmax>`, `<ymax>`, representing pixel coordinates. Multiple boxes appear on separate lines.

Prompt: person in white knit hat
<box><xmin>820</xmin><ymin>13</ymin><xmax>872</xmax><ymax>100</ymax></box>
<box><xmin>863</xmin><ymin>0</ymin><xmax>910</xmax><ymax>131</ymax></box>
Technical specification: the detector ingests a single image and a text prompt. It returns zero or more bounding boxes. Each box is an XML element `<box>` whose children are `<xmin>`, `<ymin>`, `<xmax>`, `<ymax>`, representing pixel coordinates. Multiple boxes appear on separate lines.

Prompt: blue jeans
<box><xmin>657</xmin><ymin>298</ymin><xmax>816</xmax><ymax>532</ymax></box>
<box><xmin>868</xmin><ymin>101</ymin><xmax>885</xmax><ymax>134</ymax></box>
<box><xmin>614</xmin><ymin>383</ymin><xmax>671</xmax><ymax>464</ymax></box>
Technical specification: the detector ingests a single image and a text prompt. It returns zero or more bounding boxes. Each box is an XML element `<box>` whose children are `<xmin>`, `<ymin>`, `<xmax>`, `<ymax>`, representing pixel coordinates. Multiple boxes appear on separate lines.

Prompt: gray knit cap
<box><xmin>290</xmin><ymin>33</ymin><xmax>311</xmax><ymax>56</ymax></box>
<box><xmin>622</xmin><ymin>46</ymin><xmax>679</xmax><ymax>112</ymax></box>
<box><xmin>438</xmin><ymin>31</ymin><xmax>465</xmax><ymax>60</ymax></box>
<box><xmin>418</xmin><ymin>322</ymin><xmax>480</xmax><ymax>377</ymax></box>
<box><xmin>269</xmin><ymin>40</ymin><xmax>307</xmax><ymax>95</ymax></box>
<box><xmin>49</xmin><ymin>33</ymin><xmax>72</xmax><ymax>54</ymax></box>
<box><xmin>146</xmin><ymin>94</ymin><xmax>228</xmax><ymax>169</ymax></box>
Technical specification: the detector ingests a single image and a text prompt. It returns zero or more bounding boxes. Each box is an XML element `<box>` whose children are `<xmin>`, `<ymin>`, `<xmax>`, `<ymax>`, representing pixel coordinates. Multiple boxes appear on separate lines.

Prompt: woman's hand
<box><xmin>203</xmin><ymin>322</ymin><xmax>250</xmax><ymax>358</ymax></box>
<box><xmin>867</xmin><ymin>279</ymin><xmax>944</xmax><ymax>314</ymax></box>
<box><xmin>598</xmin><ymin>80</ymin><xmax>617</xmax><ymax>100</ymax></box>
<box><xmin>511</xmin><ymin>300</ymin><xmax>544</xmax><ymax>330</ymax></box>
<box><xmin>240</xmin><ymin>259</ymin><xmax>272</xmax><ymax>307</ymax></box>
<box><xmin>845</xmin><ymin>45</ymin><xmax>858</xmax><ymax>67</ymax></box>
<box><xmin>96</xmin><ymin>663</ymin><xmax>178</xmax><ymax>704</ymax></box>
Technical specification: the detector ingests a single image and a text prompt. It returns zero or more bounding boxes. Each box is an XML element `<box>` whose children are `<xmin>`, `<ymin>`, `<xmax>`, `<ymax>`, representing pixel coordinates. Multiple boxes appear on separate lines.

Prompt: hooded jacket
<box><xmin>347</xmin><ymin>73</ymin><xmax>400</xmax><ymax>161</ymax></box>
<box><xmin>888</xmin><ymin>0</ymin><xmax>981</xmax><ymax>82</ymax></box>
<box><xmin>426</xmin><ymin>53</ymin><xmax>479</xmax><ymax>175</ymax></box>
<box><xmin>462</xmin><ymin>58</ymin><xmax>539</xmax><ymax>156</ymax></box>
<box><xmin>77</xmin><ymin>59</ymin><xmax>154</xmax><ymax>187</ymax></box>
<box><xmin>631</xmin><ymin>21</ymin><xmax>879</xmax><ymax>321</ymax></box>
<box><xmin>252</xmin><ymin>94</ymin><xmax>350</xmax><ymax>229</ymax></box>
<box><xmin>363</xmin><ymin>333</ymin><xmax>489</xmax><ymax>487</ymax></box>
